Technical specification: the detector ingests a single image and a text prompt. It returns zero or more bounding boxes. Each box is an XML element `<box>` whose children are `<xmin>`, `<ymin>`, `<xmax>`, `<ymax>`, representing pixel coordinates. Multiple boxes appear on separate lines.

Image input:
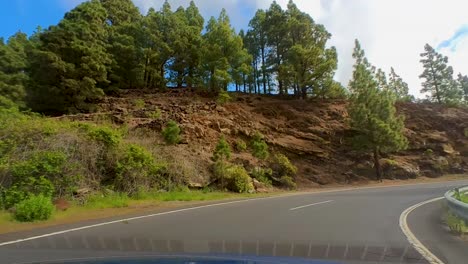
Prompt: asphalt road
<box><xmin>1</xmin><ymin>180</ymin><xmax>468</xmax><ymax>264</ymax></box>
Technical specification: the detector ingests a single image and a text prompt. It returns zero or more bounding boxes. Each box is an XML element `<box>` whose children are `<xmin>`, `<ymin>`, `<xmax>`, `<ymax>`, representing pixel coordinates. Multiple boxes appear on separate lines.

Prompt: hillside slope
<box><xmin>60</xmin><ymin>91</ymin><xmax>468</xmax><ymax>188</ymax></box>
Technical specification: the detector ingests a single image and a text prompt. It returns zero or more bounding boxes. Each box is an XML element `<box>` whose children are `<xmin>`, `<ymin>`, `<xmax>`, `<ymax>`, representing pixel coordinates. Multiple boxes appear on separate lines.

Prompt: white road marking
<box><xmin>0</xmin><ymin>180</ymin><xmax>465</xmax><ymax>248</ymax></box>
<box><xmin>399</xmin><ymin>197</ymin><xmax>445</xmax><ymax>264</ymax></box>
<box><xmin>289</xmin><ymin>200</ymin><xmax>334</xmax><ymax>211</ymax></box>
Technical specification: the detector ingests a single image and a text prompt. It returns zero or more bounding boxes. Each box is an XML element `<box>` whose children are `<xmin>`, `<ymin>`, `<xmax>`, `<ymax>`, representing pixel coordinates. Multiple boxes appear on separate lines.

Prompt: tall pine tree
<box><xmin>348</xmin><ymin>40</ymin><xmax>408</xmax><ymax>180</ymax></box>
<box><xmin>27</xmin><ymin>0</ymin><xmax>111</xmax><ymax>114</ymax></box>
<box><xmin>419</xmin><ymin>44</ymin><xmax>459</xmax><ymax>105</ymax></box>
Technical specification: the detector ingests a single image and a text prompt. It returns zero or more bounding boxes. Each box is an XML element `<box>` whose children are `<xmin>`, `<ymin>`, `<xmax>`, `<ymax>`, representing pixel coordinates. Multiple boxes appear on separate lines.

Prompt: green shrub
<box><xmin>162</xmin><ymin>120</ymin><xmax>181</xmax><ymax>145</ymax></box>
<box><xmin>88</xmin><ymin>126</ymin><xmax>121</xmax><ymax>147</ymax></box>
<box><xmin>226</xmin><ymin>165</ymin><xmax>254</xmax><ymax>193</ymax></box>
<box><xmin>114</xmin><ymin>144</ymin><xmax>167</xmax><ymax>195</ymax></box>
<box><xmin>1</xmin><ymin>176</ymin><xmax>54</xmax><ymax>209</ymax></box>
<box><xmin>445</xmin><ymin>211</ymin><xmax>467</xmax><ymax>235</ymax></box>
<box><xmin>212</xmin><ymin>161</ymin><xmax>254</xmax><ymax>193</ymax></box>
<box><xmin>251</xmin><ymin>132</ymin><xmax>269</xmax><ymax>159</ymax></box>
<box><xmin>273</xmin><ymin>153</ymin><xmax>297</xmax><ymax>176</ymax></box>
<box><xmin>13</xmin><ymin>194</ymin><xmax>54</xmax><ymax>222</ymax></box>
<box><xmin>217</xmin><ymin>90</ymin><xmax>232</xmax><ymax>105</ymax></box>
<box><xmin>235</xmin><ymin>139</ymin><xmax>247</xmax><ymax>152</ymax></box>
<box><xmin>148</xmin><ymin>109</ymin><xmax>162</xmax><ymax>119</ymax></box>
<box><xmin>250</xmin><ymin>167</ymin><xmax>273</xmax><ymax>186</ymax></box>
<box><xmin>134</xmin><ymin>99</ymin><xmax>145</xmax><ymax>109</ymax></box>
<box><xmin>464</xmin><ymin>128</ymin><xmax>468</xmax><ymax>138</ymax></box>
<box><xmin>213</xmin><ymin>135</ymin><xmax>231</xmax><ymax>161</ymax></box>
<box><xmin>424</xmin><ymin>148</ymin><xmax>434</xmax><ymax>157</ymax></box>
<box><xmin>280</xmin><ymin>176</ymin><xmax>297</xmax><ymax>190</ymax></box>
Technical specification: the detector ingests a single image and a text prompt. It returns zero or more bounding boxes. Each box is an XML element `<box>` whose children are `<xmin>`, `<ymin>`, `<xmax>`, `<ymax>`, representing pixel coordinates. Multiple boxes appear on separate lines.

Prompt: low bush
<box><xmin>235</xmin><ymin>139</ymin><xmax>247</xmax><ymax>152</ymax></box>
<box><xmin>250</xmin><ymin>167</ymin><xmax>273</xmax><ymax>186</ymax></box>
<box><xmin>162</xmin><ymin>120</ymin><xmax>181</xmax><ymax>145</ymax></box>
<box><xmin>13</xmin><ymin>194</ymin><xmax>54</xmax><ymax>222</ymax></box>
<box><xmin>445</xmin><ymin>210</ymin><xmax>467</xmax><ymax>235</ymax></box>
<box><xmin>114</xmin><ymin>144</ymin><xmax>167</xmax><ymax>195</ymax></box>
<box><xmin>251</xmin><ymin>132</ymin><xmax>269</xmax><ymax>159</ymax></box>
<box><xmin>213</xmin><ymin>135</ymin><xmax>231</xmax><ymax>161</ymax></box>
<box><xmin>1</xmin><ymin>176</ymin><xmax>54</xmax><ymax>209</ymax></box>
<box><xmin>280</xmin><ymin>176</ymin><xmax>297</xmax><ymax>190</ymax></box>
<box><xmin>148</xmin><ymin>109</ymin><xmax>162</xmax><ymax>119</ymax></box>
<box><xmin>424</xmin><ymin>148</ymin><xmax>434</xmax><ymax>157</ymax></box>
<box><xmin>272</xmin><ymin>153</ymin><xmax>297</xmax><ymax>177</ymax></box>
<box><xmin>88</xmin><ymin>126</ymin><xmax>121</xmax><ymax>147</ymax></box>
<box><xmin>133</xmin><ymin>99</ymin><xmax>145</xmax><ymax>109</ymax></box>
<box><xmin>226</xmin><ymin>165</ymin><xmax>254</xmax><ymax>193</ymax></box>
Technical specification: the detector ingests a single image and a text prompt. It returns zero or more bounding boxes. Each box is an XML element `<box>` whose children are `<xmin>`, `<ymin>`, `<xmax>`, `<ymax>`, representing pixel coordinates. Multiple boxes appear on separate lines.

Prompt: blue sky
<box><xmin>1</xmin><ymin>0</ymin><xmax>467</xmax><ymax>97</ymax></box>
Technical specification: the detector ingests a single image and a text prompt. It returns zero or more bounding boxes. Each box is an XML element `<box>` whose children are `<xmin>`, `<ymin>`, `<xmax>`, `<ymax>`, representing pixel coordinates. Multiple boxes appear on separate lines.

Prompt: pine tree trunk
<box><xmin>373</xmin><ymin>148</ymin><xmax>382</xmax><ymax>181</ymax></box>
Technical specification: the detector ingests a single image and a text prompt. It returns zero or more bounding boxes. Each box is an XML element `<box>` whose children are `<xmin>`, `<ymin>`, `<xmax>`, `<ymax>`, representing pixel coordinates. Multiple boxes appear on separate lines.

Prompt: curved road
<box><xmin>1</xmin><ymin>180</ymin><xmax>467</xmax><ymax>264</ymax></box>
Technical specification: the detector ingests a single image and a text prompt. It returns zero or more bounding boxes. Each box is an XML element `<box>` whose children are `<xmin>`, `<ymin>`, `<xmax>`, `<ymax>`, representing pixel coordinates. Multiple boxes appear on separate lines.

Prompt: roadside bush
<box><xmin>217</xmin><ymin>90</ymin><xmax>232</xmax><ymax>105</ymax></box>
<box><xmin>226</xmin><ymin>165</ymin><xmax>254</xmax><ymax>193</ymax></box>
<box><xmin>88</xmin><ymin>126</ymin><xmax>121</xmax><ymax>147</ymax></box>
<box><xmin>114</xmin><ymin>144</ymin><xmax>167</xmax><ymax>195</ymax></box>
<box><xmin>1</xmin><ymin>176</ymin><xmax>54</xmax><ymax>209</ymax></box>
<box><xmin>251</xmin><ymin>132</ymin><xmax>269</xmax><ymax>159</ymax></box>
<box><xmin>213</xmin><ymin>135</ymin><xmax>231</xmax><ymax>161</ymax></box>
<box><xmin>445</xmin><ymin>211</ymin><xmax>467</xmax><ymax>235</ymax></box>
<box><xmin>235</xmin><ymin>139</ymin><xmax>247</xmax><ymax>152</ymax></box>
<box><xmin>162</xmin><ymin>120</ymin><xmax>181</xmax><ymax>145</ymax></box>
<box><xmin>250</xmin><ymin>167</ymin><xmax>273</xmax><ymax>186</ymax></box>
<box><xmin>280</xmin><ymin>176</ymin><xmax>297</xmax><ymax>190</ymax></box>
<box><xmin>272</xmin><ymin>153</ymin><xmax>297</xmax><ymax>177</ymax></box>
<box><xmin>13</xmin><ymin>194</ymin><xmax>54</xmax><ymax>222</ymax></box>
<box><xmin>212</xmin><ymin>161</ymin><xmax>254</xmax><ymax>193</ymax></box>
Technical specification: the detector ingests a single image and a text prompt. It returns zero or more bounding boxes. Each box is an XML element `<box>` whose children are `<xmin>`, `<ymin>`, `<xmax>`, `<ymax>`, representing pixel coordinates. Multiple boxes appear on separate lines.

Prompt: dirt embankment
<box><xmin>60</xmin><ymin>90</ymin><xmax>468</xmax><ymax>188</ymax></box>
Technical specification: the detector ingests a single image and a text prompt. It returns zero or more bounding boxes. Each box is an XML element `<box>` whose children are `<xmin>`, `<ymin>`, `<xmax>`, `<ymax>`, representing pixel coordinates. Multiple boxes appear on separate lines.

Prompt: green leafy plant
<box><xmin>133</xmin><ymin>99</ymin><xmax>145</xmax><ymax>109</ymax></box>
<box><xmin>1</xmin><ymin>176</ymin><xmax>54</xmax><ymax>209</ymax></box>
<box><xmin>217</xmin><ymin>90</ymin><xmax>232</xmax><ymax>105</ymax></box>
<box><xmin>272</xmin><ymin>153</ymin><xmax>297</xmax><ymax>177</ymax></box>
<box><xmin>251</xmin><ymin>132</ymin><xmax>269</xmax><ymax>159</ymax></box>
<box><xmin>445</xmin><ymin>210</ymin><xmax>467</xmax><ymax>235</ymax></box>
<box><xmin>88</xmin><ymin>126</ymin><xmax>121</xmax><ymax>147</ymax></box>
<box><xmin>213</xmin><ymin>135</ymin><xmax>231</xmax><ymax>161</ymax></box>
<box><xmin>424</xmin><ymin>148</ymin><xmax>434</xmax><ymax>157</ymax></box>
<box><xmin>114</xmin><ymin>144</ymin><xmax>167</xmax><ymax>195</ymax></box>
<box><xmin>162</xmin><ymin>120</ymin><xmax>181</xmax><ymax>145</ymax></box>
<box><xmin>250</xmin><ymin>167</ymin><xmax>273</xmax><ymax>186</ymax></box>
<box><xmin>235</xmin><ymin>139</ymin><xmax>247</xmax><ymax>152</ymax></box>
<box><xmin>226</xmin><ymin>165</ymin><xmax>254</xmax><ymax>193</ymax></box>
<box><xmin>13</xmin><ymin>194</ymin><xmax>54</xmax><ymax>222</ymax></box>
<box><xmin>148</xmin><ymin>109</ymin><xmax>162</xmax><ymax>119</ymax></box>
<box><xmin>280</xmin><ymin>176</ymin><xmax>297</xmax><ymax>190</ymax></box>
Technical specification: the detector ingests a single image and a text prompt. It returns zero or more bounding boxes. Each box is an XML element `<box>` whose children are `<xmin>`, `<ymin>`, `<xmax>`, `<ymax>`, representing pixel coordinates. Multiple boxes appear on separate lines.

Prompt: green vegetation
<box><xmin>13</xmin><ymin>195</ymin><xmax>54</xmax><ymax>222</ymax></box>
<box><xmin>213</xmin><ymin>135</ymin><xmax>231</xmax><ymax>161</ymax></box>
<box><xmin>235</xmin><ymin>139</ymin><xmax>247</xmax><ymax>152</ymax></box>
<box><xmin>251</xmin><ymin>132</ymin><xmax>269</xmax><ymax>159</ymax></box>
<box><xmin>445</xmin><ymin>210</ymin><xmax>467</xmax><ymax>235</ymax></box>
<box><xmin>162</xmin><ymin>120</ymin><xmax>181</xmax><ymax>145</ymax></box>
<box><xmin>133</xmin><ymin>99</ymin><xmax>146</xmax><ymax>110</ymax></box>
<box><xmin>148</xmin><ymin>109</ymin><xmax>162</xmax><ymax>119</ymax></box>
<box><xmin>250</xmin><ymin>167</ymin><xmax>273</xmax><ymax>186</ymax></box>
<box><xmin>217</xmin><ymin>90</ymin><xmax>232</xmax><ymax>104</ymax></box>
<box><xmin>348</xmin><ymin>40</ymin><xmax>408</xmax><ymax>180</ymax></box>
<box><xmin>273</xmin><ymin>154</ymin><xmax>298</xmax><ymax>177</ymax></box>
<box><xmin>424</xmin><ymin>148</ymin><xmax>434</xmax><ymax>157</ymax></box>
<box><xmin>213</xmin><ymin>161</ymin><xmax>254</xmax><ymax>193</ymax></box>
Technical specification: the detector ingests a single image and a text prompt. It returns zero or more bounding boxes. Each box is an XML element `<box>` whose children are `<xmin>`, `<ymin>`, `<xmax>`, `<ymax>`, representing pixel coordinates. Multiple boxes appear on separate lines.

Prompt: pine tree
<box><xmin>348</xmin><ymin>40</ymin><xmax>408</xmax><ymax>180</ymax></box>
<box><xmin>457</xmin><ymin>74</ymin><xmax>468</xmax><ymax>103</ymax></box>
<box><xmin>27</xmin><ymin>0</ymin><xmax>111</xmax><ymax>114</ymax></box>
<box><xmin>388</xmin><ymin>67</ymin><xmax>413</xmax><ymax>102</ymax></box>
<box><xmin>101</xmin><ymin>0</ymin><xmax>144</xmax><ymax>90</ymax></box>
<box><xmin>0</xmin><ymin>32</ymin><xmax>30</xmax><ymax>108</ymax></box>
<box><xmin>419</xmin><ymin>44</ymin><xmax>459</xmax><ymax>104</ymax></box>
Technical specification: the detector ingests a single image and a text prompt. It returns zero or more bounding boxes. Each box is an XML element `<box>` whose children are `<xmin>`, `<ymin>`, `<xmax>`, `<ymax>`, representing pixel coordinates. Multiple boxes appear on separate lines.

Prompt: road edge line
<box><xmin>399</xmin><ymin>197</ymin><xmax>445</xmax><ymax>264</ymax></box>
